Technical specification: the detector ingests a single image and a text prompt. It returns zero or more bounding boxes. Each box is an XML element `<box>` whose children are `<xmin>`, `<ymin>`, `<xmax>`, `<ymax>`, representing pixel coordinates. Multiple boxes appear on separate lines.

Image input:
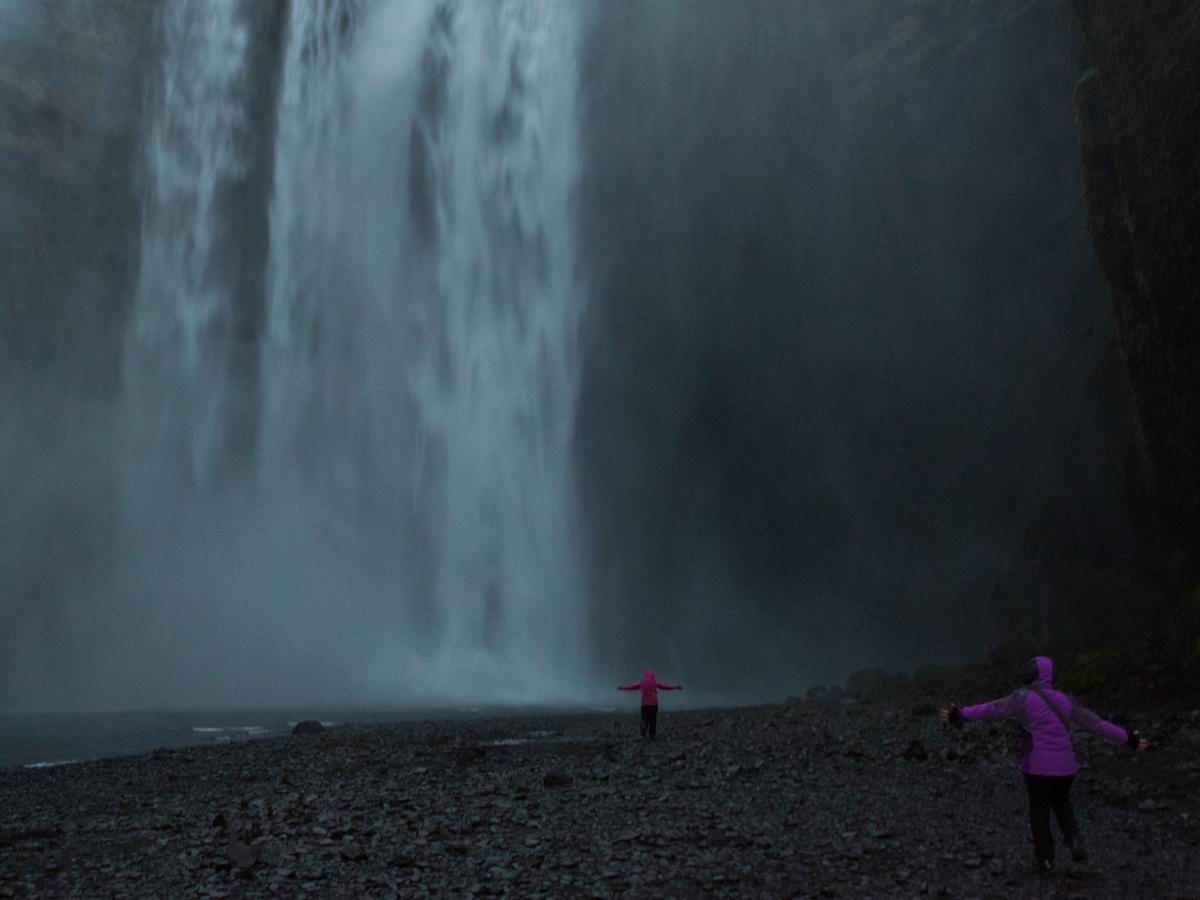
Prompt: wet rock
<box><xmin>226</xmin><ymin>839</ymin><xmax>260</xmax><ymax>870</ymax></box>
<box><xmin>0</xmin><ymin>686</ymin><xmax>1192</xmax><ymax>899</ymax></box>
<box><xmin>292</xmin><ymin>721</ymin><xmax>324</xmax><ymax>736</ymax></box>
<box><xmin>339</xmin><ymin>842</ymin><xmax>367</xmax><ymax>862</ymax></box>
<box><xmin>543</xmin><ymin>771</ymin><xmax>573</xmax><ymax>788</ymax></box>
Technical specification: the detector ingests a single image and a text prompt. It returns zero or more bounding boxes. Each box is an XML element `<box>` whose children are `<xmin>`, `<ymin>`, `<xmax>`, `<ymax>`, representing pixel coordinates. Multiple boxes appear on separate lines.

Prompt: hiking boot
<box><xmin>1069</xmin><ymin>834</ymin><xmax>1087</xmax><ymax>862</ymax></box>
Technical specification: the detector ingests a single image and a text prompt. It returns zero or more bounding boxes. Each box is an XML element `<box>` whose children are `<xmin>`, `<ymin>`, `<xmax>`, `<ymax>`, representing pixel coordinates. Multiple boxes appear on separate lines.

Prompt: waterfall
<box><xmin>121</xmin><ymin>0</ymin><xmax>587</xmax><ymax>705</ymax></box>
<box><xmin>407</xmin><ymin>1</ymin><xmax>587</xmax><ymax>693</ymax></box>
<box><xmin>124</xmin><ymin>0</ymin><xmax>253</xmax><ymax>495</ymax></box>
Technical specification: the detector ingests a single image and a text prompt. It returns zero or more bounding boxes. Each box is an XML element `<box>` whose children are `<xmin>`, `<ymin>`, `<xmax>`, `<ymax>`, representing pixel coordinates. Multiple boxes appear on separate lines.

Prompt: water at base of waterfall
<box><xmin>0</xmin><ymin>688</ymin><xmax>743</xmax><ymax>769</ymax></box>
<box><xmin>0</xmin><ymin>705</ymin><xmax>594</xmax><ymax>770</ymax></box>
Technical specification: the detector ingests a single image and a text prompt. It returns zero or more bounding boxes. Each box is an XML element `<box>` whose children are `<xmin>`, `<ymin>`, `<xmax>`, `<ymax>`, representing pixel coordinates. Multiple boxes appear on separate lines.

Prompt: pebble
<box><xmin>0</xmin><ymin>703</ymin><xmax>1194</xmax><ymax>899</ymax></box>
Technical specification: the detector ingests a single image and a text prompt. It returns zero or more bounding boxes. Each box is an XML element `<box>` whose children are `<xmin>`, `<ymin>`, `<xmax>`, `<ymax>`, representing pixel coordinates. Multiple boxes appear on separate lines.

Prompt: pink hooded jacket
<box><xmin>960</xmin><ymin>656</ymin><xmax>1129</xmax><ymax>776</ymax></box>
<box><xmin>618</xmin><ymin>669</ymin><xmax>681</xmax><ymax>706</ymax></box>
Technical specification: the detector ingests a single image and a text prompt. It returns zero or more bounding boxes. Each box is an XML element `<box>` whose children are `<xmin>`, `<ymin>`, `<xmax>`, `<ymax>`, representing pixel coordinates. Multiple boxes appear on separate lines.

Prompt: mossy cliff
<box><xmin>1072</xmin><ymin>0</ymin><xmax>1200</xmax><ymax>555</ymax></box>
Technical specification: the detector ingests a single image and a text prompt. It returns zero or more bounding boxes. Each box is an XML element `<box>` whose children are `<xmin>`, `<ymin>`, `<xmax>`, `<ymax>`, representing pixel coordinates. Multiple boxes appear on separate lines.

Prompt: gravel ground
<box><xmin>1</xmin><ymin>699</ymin><xmax>1197</xmax><ymax>899</ymax></box>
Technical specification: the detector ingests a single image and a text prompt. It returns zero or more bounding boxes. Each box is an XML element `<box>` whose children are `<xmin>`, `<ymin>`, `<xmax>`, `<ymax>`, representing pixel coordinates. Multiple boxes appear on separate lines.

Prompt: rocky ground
<box><xmin>0</xmin><ymin>699</ymin><xmax>1197</xmax><ymax>900</ymax></box>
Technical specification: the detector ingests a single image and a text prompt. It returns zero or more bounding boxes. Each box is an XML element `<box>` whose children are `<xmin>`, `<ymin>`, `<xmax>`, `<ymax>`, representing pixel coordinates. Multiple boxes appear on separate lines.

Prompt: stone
<box><xmin>226</xmin><ymin>839</ymin><xmax>260</xmax><ymax>871</ymax></box>
<box><xmin>2</xmin><ymin>673</ymin><xmax>1194</xmax><ymax>899</ymax></box>
<box><xmin>543</xmin><ymin>771</ymin><xmax>573</xmax><ymax>788</ymax></box>
<box><xmin>292</xmin><ymin>721</ymin><xmax>325</xmax><ymax>736</ymax></box>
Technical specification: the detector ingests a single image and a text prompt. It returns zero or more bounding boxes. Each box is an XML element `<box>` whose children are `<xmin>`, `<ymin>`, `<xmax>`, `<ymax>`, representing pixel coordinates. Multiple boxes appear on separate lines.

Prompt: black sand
<box><xmin>1</xmin><ymin>700</ymin><xmax>1197</xmax><ymax>899</ymax></box>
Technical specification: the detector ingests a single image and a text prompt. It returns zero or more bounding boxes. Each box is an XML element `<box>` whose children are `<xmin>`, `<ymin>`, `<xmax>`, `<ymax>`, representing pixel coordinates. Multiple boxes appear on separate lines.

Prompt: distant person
<box><xmin>941</xmin><ymin>656</ymin><xmax>1146</xmax><ymax>874</ymax></box>
<box><xmin>618</xmin><ymin>669</ymin><xmax>682</xmax><ymax>739</ymax></box>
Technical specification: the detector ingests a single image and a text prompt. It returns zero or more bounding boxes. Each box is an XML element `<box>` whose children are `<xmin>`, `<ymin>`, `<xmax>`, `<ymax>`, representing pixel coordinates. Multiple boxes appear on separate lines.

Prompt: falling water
<box><xmin>407</xmin><ymin>1</ymin><xmax>587</xmax><ymax>693</ymax></box>
<box><xmin>124</xmin><ymin>0</ymin><xmax>253</xmax><ymax>495</ymax></box>
<box><xmin>118</xmin><ymin>0</ymin><xmax>587</xmax><ymax>706</ymax></box>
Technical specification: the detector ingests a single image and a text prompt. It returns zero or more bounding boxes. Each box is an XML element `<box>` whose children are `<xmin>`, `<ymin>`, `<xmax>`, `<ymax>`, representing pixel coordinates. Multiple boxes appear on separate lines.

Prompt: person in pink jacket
<box><xmin>941</xmin><ymin>656</ymin><xmax>1146</xmax><ymax>873</ymax></box>
<box><xmin>618</xmin><ymin>669</ymin><xmax>682</xmax><ymax>739</ymax></box>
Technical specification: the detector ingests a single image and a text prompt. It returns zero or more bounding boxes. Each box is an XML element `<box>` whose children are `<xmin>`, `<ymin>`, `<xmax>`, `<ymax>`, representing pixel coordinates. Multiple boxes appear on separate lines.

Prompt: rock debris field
<box><xmin>1</xmin><ymin>700</ymin><xmax>1197</xmax><ymax>899</ymax></box>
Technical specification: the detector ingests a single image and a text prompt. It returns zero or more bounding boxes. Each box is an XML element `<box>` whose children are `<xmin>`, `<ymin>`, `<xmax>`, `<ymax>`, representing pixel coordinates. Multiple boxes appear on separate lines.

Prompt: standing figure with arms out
<box><xmin>942</xmin><ymin>656</ymin><xmax>1146</xmax><ymax>874</ymax></box>
<box><xmin>618</xmin><ymin>669</ymin><xmax>682</xmax><ymax>739</ymax></box>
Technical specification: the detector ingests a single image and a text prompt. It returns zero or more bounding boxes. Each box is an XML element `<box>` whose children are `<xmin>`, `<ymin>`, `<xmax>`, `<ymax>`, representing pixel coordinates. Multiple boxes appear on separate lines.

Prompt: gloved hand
<box><xmin>939</xmin><ymin>704</ymin><xmax>965</xmax><ymax>729</ymax></box>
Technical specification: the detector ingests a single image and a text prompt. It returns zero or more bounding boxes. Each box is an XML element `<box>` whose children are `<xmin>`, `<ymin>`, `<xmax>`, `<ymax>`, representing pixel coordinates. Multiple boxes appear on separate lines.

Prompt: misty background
<box><xmin>0</xmin><ymin>0</ymin><xmax>1156</xmax><ymax>712</ymax></box>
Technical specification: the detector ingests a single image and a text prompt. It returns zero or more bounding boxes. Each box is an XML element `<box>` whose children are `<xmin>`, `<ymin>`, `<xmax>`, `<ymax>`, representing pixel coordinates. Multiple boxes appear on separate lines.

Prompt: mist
<box><xmin>576</xmin><ymin>0</ymin><xmax>1137</xmax><ymax>693</ymax></box>
<box><xmin>0</xmin><ymin>0</ymin><xmax>1144</xmax><ymax>712</ymax></box>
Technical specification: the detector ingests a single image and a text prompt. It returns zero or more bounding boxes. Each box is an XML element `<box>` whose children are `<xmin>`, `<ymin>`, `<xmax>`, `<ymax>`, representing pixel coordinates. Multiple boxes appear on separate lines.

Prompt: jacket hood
<box><xmin>1024</xmin><ymin>656</ymin><xmax>1054</xmax><ymax>687</ymax></box>
<box><xmin>645</xmin><ymin>669</ymin><xmax>654</xmax><ymax>682</ymax></box>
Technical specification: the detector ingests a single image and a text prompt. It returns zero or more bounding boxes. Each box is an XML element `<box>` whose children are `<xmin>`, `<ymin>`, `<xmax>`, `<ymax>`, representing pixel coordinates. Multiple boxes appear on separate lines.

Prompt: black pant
<box><xmin>1023</xmin><ymin>773</ymin><xmax>1078</xmax><ymax>863</ymax></box>
<box><xmin>640</xmin><ymin>704</ymin><xmax>658</xmax><ymax>739</ymax></box>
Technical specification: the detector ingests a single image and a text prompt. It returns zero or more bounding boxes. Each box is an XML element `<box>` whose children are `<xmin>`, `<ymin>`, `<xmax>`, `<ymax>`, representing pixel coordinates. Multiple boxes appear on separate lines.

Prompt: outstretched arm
<box><xmin>941</xmin><ymin>693</ymin><xmax>1022</xmax><ymax>728</ymax></box>
<box><xmin>656</xmin><ymin>682</ymin><xmax>682</xmax><ymax>690</ymax></box>
<box><xmin>1071</xmin><ymin>702</ymin><xmax>1146</xmax><ymax>751</ymax></box>
<box><xmin>617</xmin><ymin>683</ymin><xmax>639</xmax><ymax>691</ymax></box>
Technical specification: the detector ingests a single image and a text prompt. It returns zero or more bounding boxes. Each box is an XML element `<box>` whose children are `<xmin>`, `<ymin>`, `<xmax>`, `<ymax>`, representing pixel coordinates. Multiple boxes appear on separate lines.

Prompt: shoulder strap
<box><xmin>1028</xmin><ymin>686</ymin><xmax>1071</xmax><ymax>732</ymax></box>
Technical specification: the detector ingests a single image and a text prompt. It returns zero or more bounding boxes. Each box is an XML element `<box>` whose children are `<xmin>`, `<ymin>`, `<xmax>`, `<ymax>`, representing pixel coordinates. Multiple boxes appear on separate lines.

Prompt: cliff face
<box><xmin>1072</xmin><ymin>0</ymin><xmax>1200</xmax><ymax>553</ymax></box>
<box><xmin>0</xmin><ymin>0</ymin><xmax>157</xmax><ymax>393</ymax></box>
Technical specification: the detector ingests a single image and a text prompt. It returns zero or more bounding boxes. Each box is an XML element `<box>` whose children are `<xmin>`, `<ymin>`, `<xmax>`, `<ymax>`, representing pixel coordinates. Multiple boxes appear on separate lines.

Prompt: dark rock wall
<box><xmin>0</xmin><ymin>0</ymin><xmax>157</xmax><ymax>393</ymax></box>
<box><xmin>1072</xmin><ymin>0</ymin><xmax>1200</xmax><ymax>555</ymax></box>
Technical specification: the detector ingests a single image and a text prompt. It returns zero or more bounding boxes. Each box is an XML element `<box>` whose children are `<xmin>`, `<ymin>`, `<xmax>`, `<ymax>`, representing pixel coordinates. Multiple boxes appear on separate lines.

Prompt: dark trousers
<box><xmin>640</xmin><ymin>704</ymin><xmax>658</xmax><ymax>739</ymax></box>
<box><xmin>1023</xmin><ymin>773</ymin><xmax>1078</xmax><ymax>863</ymax></box>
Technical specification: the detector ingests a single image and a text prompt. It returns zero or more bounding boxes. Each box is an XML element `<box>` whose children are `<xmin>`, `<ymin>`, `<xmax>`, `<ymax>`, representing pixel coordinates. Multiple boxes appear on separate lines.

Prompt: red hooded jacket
<box><xmin>618</xmin><ymin>669</ymin><xmax>681</xmax><ymax>706</ymax></box>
